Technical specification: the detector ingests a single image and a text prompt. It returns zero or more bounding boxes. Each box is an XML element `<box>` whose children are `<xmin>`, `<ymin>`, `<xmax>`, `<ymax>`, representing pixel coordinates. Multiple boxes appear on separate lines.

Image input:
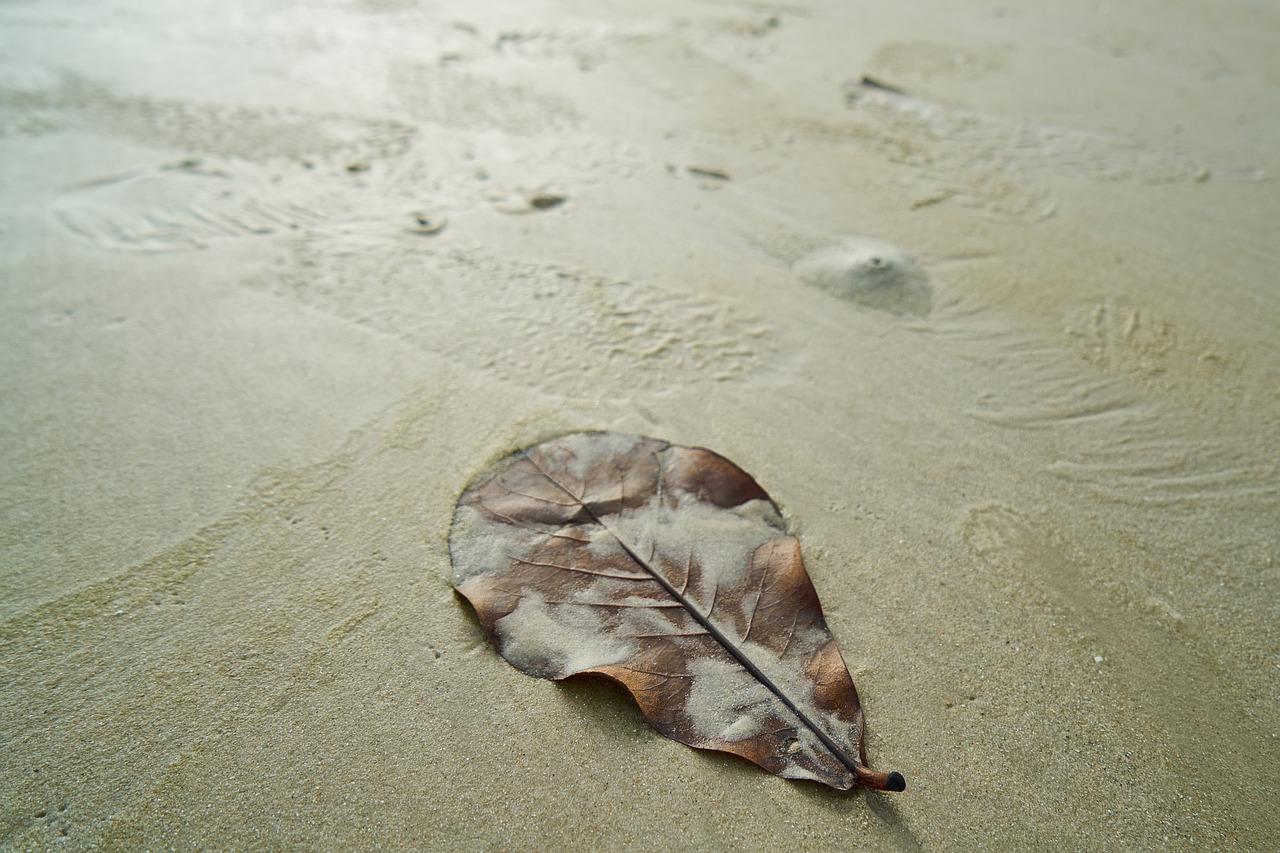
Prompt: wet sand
<box><xmin>2</xmin><ymin>0</ymin><xmax>1278</xmax><ymax>848</ymax></box>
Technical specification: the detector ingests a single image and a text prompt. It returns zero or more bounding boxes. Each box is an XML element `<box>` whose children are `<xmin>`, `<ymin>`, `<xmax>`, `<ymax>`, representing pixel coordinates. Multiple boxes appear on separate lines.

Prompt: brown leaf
<box><xmin>449</xmin><ymin>432</ymin><xmax>905</xmax><ymax>792</ymax></box>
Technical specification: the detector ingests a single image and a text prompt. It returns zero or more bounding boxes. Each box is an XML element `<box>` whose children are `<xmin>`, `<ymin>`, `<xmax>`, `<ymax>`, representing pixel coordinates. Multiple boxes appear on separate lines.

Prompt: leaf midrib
<box><xmin>519</xmin><ymin>450</ymin><xmax>865</xmax><ymax>784</ymax></box>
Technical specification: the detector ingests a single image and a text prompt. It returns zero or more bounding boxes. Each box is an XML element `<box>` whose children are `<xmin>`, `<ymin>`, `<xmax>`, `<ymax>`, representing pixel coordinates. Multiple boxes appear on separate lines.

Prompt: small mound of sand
<box><xmin>794</xmin><ymin>238</ymin><xmax>931</xmax><ymax>316</ymax></box>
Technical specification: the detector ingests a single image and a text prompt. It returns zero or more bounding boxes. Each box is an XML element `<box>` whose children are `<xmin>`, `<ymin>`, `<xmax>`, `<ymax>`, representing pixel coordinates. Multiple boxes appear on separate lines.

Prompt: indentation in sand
<box><xmin>53</xmin><ymin>161</ymin><xmax>333</xmax><ymax>251</ymax></box>
<box><xmin>830</xmin><ymin>80</ymin><xmax>1211</xmax><ymax>221</ymax></box>
<box><xmin>390</xmin><ymin>62</ymin><xmax>580</xmax><ymax>134</ymax></box>
<box><xmin>0</xmin><ymin>71</ymin><xmax>415</xmax><ymax>162</ymax></box>
<box><xmin>867</xmin><ymin>41</ymin><xmax>1006</xmax><ymax>82</ymax></box>
<box><xmin>251</xmin><ymin>235</ymin><xmax>779</xmax><ymax>395</ymax></box>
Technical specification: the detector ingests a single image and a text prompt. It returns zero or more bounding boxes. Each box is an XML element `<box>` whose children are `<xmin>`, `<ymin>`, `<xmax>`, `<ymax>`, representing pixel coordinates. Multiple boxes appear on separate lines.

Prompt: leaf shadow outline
<box><xmin>791</xmin><ymin>781</ymin><xmax>922</xmax><ymax>850</ymax></box>
<box><xmin>455</xmin><ymin>594</ymin><xmax>919</xmax><ymax>842</ymax></box>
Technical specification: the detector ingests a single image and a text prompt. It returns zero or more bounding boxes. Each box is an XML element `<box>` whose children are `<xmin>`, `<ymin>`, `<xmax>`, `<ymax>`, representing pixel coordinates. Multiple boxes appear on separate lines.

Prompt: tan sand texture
<box><xmin>1</xmin><ymin>0</ymin><xmax>1277</xmax><ymax>849</ymax></box>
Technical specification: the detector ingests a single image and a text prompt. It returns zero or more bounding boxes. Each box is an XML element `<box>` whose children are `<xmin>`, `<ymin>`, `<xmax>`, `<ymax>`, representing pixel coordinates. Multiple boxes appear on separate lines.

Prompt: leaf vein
<box><xmin>515</xmin><ymin>446</ymin><xmax>871</xmax><ymax>785</ymax></box>
<box><xmin>510</xmin><ymin>556</ymin><xmax>652</xmax><ymax>582</ymax></box>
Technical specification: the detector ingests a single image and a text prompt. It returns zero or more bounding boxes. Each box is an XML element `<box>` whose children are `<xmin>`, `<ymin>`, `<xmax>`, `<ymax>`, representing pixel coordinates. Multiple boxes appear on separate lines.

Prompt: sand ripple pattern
<box><xmin>0</xmin><ymin>73</ymin><xmax>415</xmax><ymax>162</ymax></box>
<box><xmin>53</xmin><ymin>161</ymin><xmax>335</xmax><ymax>252</ymax></box>
<box><xmin>390</xmin><ymin>63</ymin><xmax>580</xmax><ymax>134</ymax></box>
<box><xmin>257</xmin><ymin>234</ymin><xmax>776</xmax><ymax>396</ymax></box>
<box><xmin>942</xmin><ymin>309</ymin><xmax>1279</xmax><ymax>509</ymax></box>
<box><xmin>840</xmin><ymin>83</ymin><xmax>1209</xmax><ymax>221</ymax></box>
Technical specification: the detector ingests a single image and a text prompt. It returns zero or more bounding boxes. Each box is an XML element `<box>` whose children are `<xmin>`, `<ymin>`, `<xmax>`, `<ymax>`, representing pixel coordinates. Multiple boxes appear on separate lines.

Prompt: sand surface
<box><xmin>2</xmin><ymin>0</ymin><xmax>1278</xmax><ymax>848</ymax></box>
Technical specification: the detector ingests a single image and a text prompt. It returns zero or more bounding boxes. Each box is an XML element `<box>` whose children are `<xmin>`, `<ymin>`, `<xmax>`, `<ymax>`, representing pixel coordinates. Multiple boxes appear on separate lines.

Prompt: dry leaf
<box><xmin>449</xmin><ymin>432</ymin><xmax>905</xmax><ymax>792</ymax></box>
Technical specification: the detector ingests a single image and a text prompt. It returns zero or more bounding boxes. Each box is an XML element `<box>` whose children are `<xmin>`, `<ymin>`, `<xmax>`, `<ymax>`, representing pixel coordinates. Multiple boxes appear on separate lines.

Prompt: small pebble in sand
<box><xmin>528</xmin><ymin>193</ymin><xmax>566</xmax><ymax>210</ymax></box>
<box><xmin>407</xmin><ymin>213</ymin><xmax>447</xmax><ymax>234</ymax></box>
<box><xmin>687</xmin><ymin>165</ymin><xmax>731</xmax><ymax>181</ymax></box>
<box><xmin>493</xmin><ymin>192</ymin><xmax>567</xmax><ymax>214</ymax></box>
<box><xmin>794</xmin><ymin>237</ymin><xmax>932</xmax><ymax>316</ymax></box>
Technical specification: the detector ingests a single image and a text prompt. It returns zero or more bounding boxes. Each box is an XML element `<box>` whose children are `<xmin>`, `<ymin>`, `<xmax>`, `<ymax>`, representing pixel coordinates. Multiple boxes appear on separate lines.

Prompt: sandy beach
<box><xmin>2</xmin><ymin>0</ymin><xmax>1278</xmax><ymax>848</ymax></box>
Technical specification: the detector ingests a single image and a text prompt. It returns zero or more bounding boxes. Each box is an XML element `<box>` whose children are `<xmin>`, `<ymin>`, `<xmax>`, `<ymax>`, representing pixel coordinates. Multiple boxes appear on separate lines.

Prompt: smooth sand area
<box><xmin>2</xmin><ymin>1</ymin><xmax>1277</xmax><ymax>848</ymax></box>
